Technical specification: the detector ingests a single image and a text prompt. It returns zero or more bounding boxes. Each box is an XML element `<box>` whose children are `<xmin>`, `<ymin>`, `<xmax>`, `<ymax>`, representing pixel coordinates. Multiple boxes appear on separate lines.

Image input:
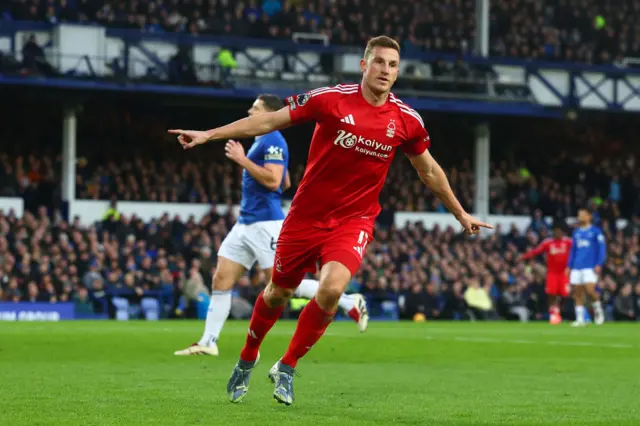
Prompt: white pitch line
<box><xmin>447</xmin><ymin>336</ymin><xmax>634</xmax><ymax>349</ymax></box>
<box><xmin>417</xmin><ymin>327</ymin><xmax>636</xmax><ymax>338</ymax></box>
<box><xmin>320</xmin><ymin>330</ymin><xmax>636</xmax><ymax>349</ymax></box>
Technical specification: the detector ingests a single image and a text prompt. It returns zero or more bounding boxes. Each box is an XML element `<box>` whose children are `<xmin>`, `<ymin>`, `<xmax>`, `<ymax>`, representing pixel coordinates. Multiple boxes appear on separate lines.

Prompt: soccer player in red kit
<box><xmin>519</xmin><ymin>223</ymin><xmax>572</xmax><ymax>324</ymax></box>
<box><xmin>168</xmin><ymin>36</ymin><xmax>492</xmax><ymax>405</ymax></box>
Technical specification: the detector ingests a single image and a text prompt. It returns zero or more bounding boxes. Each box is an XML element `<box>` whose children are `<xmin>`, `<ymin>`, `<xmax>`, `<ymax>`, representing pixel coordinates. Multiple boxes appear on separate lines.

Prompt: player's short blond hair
<box><xmin>364</xmin><ymin>36</ymin><xmax>401</xmax><ymax>61</ymax></box>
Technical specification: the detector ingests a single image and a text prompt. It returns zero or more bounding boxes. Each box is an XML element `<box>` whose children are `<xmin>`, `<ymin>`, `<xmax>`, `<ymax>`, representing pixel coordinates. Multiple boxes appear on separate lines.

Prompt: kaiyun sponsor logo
<box><xmin>333</xmin><ymin>130</ymin><xmax>393</xmax><ymax>158</ymax></box>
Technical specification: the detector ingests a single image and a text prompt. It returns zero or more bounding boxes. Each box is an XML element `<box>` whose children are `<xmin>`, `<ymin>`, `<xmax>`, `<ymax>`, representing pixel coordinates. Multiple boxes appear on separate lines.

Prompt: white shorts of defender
<box><xmin>570</xmin><ymin>268</ymin><xmax>598</xmax><ymax>285</ymax></box>
<box><xmin>218</xmin><ymin>220</ymin><xmax>283</xmax><ymax>270</ymax></box>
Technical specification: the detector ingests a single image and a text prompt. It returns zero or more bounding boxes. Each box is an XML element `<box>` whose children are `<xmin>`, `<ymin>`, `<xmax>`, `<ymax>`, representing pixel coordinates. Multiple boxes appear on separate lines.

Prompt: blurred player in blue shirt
<box><xmin>566</xmin><ymin>208</ymin><xmax>607</xmax><ymax>326</ymax></box>
<box><xmin>175</xmin><ymin>95</ymin><xmax>368</xmax><ymax>357</ymax></box>
<box><xmin>237</xmin><ymin>131</ymin><xmax>288</xmax><ymax>224</ymax></box>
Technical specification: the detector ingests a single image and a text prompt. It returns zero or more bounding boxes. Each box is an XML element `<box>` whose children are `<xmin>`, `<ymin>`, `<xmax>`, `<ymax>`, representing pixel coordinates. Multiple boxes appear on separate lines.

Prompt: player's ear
<box><xmin>359</xmin><ymin>58</ymin><xmax>367</xmax><ymax>73</ymax></box>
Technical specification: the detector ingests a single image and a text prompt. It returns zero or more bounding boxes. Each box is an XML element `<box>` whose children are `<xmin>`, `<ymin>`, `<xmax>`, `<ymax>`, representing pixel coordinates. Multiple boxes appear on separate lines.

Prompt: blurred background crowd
<box><xmin>0</xmin><ymin>99</ymin><xmax>639</xmax><ymax>323</ymax></box>
<box><xmin>1</xmin><ymin>202</ymin><xmax>639</xmax><ymax>322</ymax></box>
<box><xmin>3</xmin><ymin>0</ymin><xmax>640</xmax><ymax>64</ymax></box>
<box><xmin>1</xmin><ymin>101</ymin><xmax>639</xmax><ymax>219</ymax></box>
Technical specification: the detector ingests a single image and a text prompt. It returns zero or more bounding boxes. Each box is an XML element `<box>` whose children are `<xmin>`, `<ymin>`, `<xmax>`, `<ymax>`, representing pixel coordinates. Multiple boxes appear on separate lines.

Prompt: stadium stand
<box><xmin>2</xmin><ymin>0</ymin><xmax>640</xmax><ymax>63</ymax></box>
<box><xmin>1</xmin><ymin>101</ymin><xmax>639</xmax><ymax>218</ymax></box>
<box><xmin>1</xmin><ymin>200</ymin><xmax>639</xmax><ymax>322</ymax></box>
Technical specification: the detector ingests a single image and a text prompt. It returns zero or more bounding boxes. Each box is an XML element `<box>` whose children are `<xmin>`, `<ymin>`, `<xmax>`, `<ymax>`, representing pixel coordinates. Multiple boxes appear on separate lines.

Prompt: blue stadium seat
<box><xmin>141</xmin><ymin>297</ymin><xmax>160</xmax><ymax>321</ymax></box>
<box><xmin>112</xmin><ymin>297</ymin><xmax>130</xmax><ymax>321</ymax></box>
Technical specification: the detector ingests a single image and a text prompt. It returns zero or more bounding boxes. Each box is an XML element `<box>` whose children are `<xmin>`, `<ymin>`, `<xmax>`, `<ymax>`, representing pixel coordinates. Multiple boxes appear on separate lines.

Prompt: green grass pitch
<box><xmin>1</xmin><ymin>321</ymin><xmax>638</xmax><ymax>425</ymax></box>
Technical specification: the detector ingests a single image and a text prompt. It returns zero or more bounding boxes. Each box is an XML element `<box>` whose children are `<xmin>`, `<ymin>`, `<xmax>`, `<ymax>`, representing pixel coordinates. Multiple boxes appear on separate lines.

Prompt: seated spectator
<box><xmin>230</xmin><ymin>275</ymin><xmax>254</xmax><ymax>320</ymax></box>
<box><xmin>613</xmin><ymin>283</ymin><xmax>636</xmax><ymax>321</ymax></box>
<box><xmin>20</xmin><ymin>34</ymin><xmax>56</xmax><ymax>77</ymax></box>
<box><xmin>74</xmin><ymin>286</ymin><xmax>96</xmax><ymax>315</ymax></box>
<box><xmin>441</xmin><ymin>282</ymin><xmax>467</xmax><ymax>320</ymax></box>
<box><xmin>177</xmin><ymin>267</ymin><xmax>210</xmax><ymax>318</ymax></box>
<box><xmin>500</xmin><ymin>283</ymin><xmax>530</xmax><ymax>322</ymax></box>
<box><xmin>464</xmin><ymin>279</ymin><xmax>495</xmax><ymax>321</ymax></box>
<box><xmin>402</xmin><ymin>283</ymin><xmax>430</xmax><ymax>320</ymax></box>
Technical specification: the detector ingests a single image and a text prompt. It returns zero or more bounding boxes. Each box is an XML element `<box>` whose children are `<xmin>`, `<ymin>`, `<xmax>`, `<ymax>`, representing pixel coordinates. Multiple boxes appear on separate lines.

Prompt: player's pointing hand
<box><xmin>457</xmin><ymin>212</ymin><xmax>493</xmax><ymax>236</ymax></box>
<box><xmin>167</xmin><ymin>129</ymin><xmax>210</xmax><ymax>149</ymax></box>
<box><xmin>225</xmin><ymin>140</ymin><xmax>246</xmax><ymax>164</ymax></box>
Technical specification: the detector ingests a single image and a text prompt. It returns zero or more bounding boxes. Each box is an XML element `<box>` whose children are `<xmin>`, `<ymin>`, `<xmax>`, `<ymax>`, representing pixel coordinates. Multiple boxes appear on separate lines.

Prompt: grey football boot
<box><xmin>272</xmin><ymin>361</ymin><xmax>296</xmax><ymax>406</ymax></box>
<box><xmin>226</xmin><ymin>353</ymin><xmax>260</xmax><ymax>403</ymax></box>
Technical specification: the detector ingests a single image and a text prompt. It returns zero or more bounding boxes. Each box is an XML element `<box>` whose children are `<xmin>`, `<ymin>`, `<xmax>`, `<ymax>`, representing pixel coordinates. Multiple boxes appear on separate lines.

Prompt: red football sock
<box><xmin>281</xmin><ymin>298</ymin><xmax>335</xmax><ymax>368</ymax></box>
<box><xmin>239</xmin><ymin>291</ymin><xmax>284</xmax><ymax>362</ymax></box>
<box><xmin>347</xmin><ymin>307</ymin><xmax>361</xmax><ymax>323</ymax></box>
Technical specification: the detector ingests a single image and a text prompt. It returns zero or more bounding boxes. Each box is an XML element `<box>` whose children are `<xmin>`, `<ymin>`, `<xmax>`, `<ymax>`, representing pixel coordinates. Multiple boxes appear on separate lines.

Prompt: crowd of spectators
<box><xmin>359</xmin><ymin>218</ymin><xmax>640</xmax><ymax>322</ymax></box>
<box><xmin>1</xmin><ymin>86</ymin><xmax>639</xmax><ymax>322</ymax></box>
<box><xmin>3</xmin><ymin>0</ymin><xmax>640</xmax><ymax>64</ymax></box>
<box><xmin>1</xmin><ymin>204</ymin><xmax>639</xmax><ymax>322</ymax></box>
<box><xmin>491</xmin><ymin>0</ymin><xmax>640</xmax><ymax>63</ymax></box>
<box><xmin>1</xmin><ymin>149</ymin><xmax>637</xmax><ymax>220</ymax></box>
<box><xmin>1</xmin><ymin>98</ymin><xmax>640</xmax><ymax>219</ymax></box>
<box><xmin>0</xmin><ymin>206</ymin><xmax>233</xmax><ymax>317</ymax></box>
<box><xmin>1</xmin><ymin>135</ymin><xmax>639</xmax><ymax>220</ymax></box>
<box><xmin>383</xmin><ymin>150</ymin><xmax>640</xmax><ymax>221</ymax></box>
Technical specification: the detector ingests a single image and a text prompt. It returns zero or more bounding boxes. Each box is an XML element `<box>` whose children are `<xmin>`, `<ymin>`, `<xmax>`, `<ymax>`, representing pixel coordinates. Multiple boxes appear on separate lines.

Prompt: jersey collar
<box><xmin>358</xmin><ymin>84</ymin><xmax>392</xmax><ymax>110</ymax></box>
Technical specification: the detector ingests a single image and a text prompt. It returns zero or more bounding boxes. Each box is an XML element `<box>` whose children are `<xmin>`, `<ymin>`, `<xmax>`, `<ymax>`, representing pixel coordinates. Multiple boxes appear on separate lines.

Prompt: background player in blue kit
<box><xmin>566</xmin><ymin>208</ymin><xmax>607</xmax><ymax>327</ymax></box>
<box><xmin>175</xmin><ymin>95</ymin><xmax>368</xmax><ymax>356</ymax></box>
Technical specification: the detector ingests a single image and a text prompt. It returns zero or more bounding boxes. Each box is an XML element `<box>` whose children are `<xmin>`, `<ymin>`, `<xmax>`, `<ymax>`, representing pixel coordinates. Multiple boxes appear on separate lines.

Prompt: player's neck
<box><xmin>360</xmin><ymin>83</ymin><xmax>389</xmax><ymax>107</ymax></box>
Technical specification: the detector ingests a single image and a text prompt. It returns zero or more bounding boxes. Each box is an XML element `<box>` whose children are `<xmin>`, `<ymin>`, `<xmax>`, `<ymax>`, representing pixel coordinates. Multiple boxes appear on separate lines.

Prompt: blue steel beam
<box><xmin>574</xmin><ymin>73</ymin><xmax>613</xmax><ymax>109</ymax></box>
<box><xmin>526</xmin><ymin>69</ymin><xmax>569</xmax><ymax>107</ymax></box>
<box><xmin>618</xmin><ymin>78</ymin><xmax>640</xmax><ymax>107</ymax></box>
<box><xmin>0</xmin><ymin>75</ymin><xmax>563</xmax><ymax>118</ymax></box>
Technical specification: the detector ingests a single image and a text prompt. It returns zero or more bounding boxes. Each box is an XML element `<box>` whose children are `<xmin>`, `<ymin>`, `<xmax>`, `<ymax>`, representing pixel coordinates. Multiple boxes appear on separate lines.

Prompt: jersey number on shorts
<box><xmin>353</xmin><ymin>230</ymin><xmax>369</xmax><ymax>258</ymax></box>
<box><xmin>270</xmin><ymin>238</ymin><xmax>277</xmax><ymax>251</ymax></box>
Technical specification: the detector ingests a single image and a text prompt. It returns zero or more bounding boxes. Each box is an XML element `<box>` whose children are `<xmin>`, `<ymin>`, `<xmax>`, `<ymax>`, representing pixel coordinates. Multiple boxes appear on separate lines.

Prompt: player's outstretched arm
<box><xmin>519</xmin><ymin>241</ymin><xmax>547</xmax><ymax>261</ymax></box>
<box><xmin>408</xmin><ymin>150</ymin><xmax>493</xmax><ymax>235</ymax></box>
<box><xmin>168</xmin><ymin>107</ymin><xmax>292</xmax><ymax>149</ymax></box>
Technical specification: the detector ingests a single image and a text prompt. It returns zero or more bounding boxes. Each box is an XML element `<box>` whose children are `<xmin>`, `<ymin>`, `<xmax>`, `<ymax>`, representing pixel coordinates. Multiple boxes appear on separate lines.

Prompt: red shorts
<box><xmin>546</xmin><ymin>273</ymin><xmax>569</xmax><ymax>297</ymax></box>
<box><xmin>272</xmin><ymin>217</ymin><xmax>374</xmax><ymax>289</ymax></box>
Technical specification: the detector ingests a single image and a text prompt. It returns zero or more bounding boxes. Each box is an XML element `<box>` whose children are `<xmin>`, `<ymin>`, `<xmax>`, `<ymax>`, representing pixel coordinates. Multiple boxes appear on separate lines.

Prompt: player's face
<box><xmin>360</xmin><ymin>47</ymin><xmax>400</xmax><ymax>94</ymax></box>
<box><xmin>553</xmin><ymin>228</ymin><xmax>563</xmax><ymax>239</ymax></box>
<box><xmin>577</xmin><ymin>209</ymin><xmax>591</xmax><ymax>225</ymax></box>
<box><xmin>247</xmin><ymin>99</ymin><xmax>268</xmax><ymax>117</ymax></box>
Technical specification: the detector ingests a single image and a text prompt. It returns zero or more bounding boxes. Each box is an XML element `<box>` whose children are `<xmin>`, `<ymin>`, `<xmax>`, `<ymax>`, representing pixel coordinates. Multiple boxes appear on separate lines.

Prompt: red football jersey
<box><xmin>286</xmin><ymin>84</ymin><xmax>430</xmax><ymax>228</ymax></box>
<box><xmin>521</xmin><ymin>237</ymin><xmax>572</xmax><ymax>273</ymax></box>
